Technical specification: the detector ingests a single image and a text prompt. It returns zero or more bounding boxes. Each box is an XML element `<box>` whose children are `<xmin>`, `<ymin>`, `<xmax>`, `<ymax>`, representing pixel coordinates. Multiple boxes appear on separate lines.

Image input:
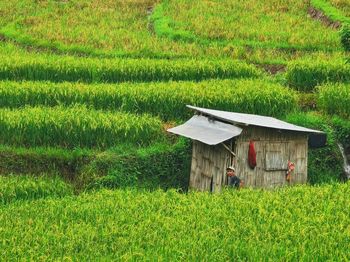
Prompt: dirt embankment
<box><xmin>308</xmin><ymin>7</ymin><xmax>341</xmax><ymax>29</ymax></box>
<box><xmin>255</xmin><ymin>63</ymin><xmax>286</xmax><ymax>75</ymax></box>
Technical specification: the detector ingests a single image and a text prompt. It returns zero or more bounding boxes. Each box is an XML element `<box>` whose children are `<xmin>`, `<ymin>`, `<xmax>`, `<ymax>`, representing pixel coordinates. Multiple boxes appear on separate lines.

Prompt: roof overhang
<box><xmin>167</xmin><ymin>115</ymin><xmax>242</xmax><ymax>145</ymax></box>
<box><xmin>187</xmin><ymin>105</ymin><xmax>324</xmax><ymax>134</ymax></box>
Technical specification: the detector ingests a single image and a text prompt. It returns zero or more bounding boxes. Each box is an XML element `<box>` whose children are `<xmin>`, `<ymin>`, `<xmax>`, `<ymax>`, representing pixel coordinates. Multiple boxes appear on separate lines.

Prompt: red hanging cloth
<box><xmin>248</xmin><ymin>140</ymin><xmax>257</xmax><ymax>169</ymax></box>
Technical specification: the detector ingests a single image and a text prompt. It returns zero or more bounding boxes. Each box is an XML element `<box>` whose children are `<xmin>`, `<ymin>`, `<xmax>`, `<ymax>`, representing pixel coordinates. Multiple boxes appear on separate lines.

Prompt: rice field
<box><xmin>0</xmin><ymin>105</ymin><xmax>164</xmax><ymax>148</ymax></box>
<box><xmin>0</xmin><ymin>0</ymin><xmax>194</xmax><ymax>58</ymax></box>
<box><xmin>0</xmin><ymin>184</ymin><xmax>349</xmax><ymax>260</ymax></box>
<box><xmin>329</xmin><ymin>0</ymin><xmax>350</xmax><ymax>17</ymax></box>
<box><xmin>0</xmin><ymin>0</ymin><xmax>345</xmax><ymax>63</ymax></box>
<box><xmin>0</xmin><ymin>0</ymin><xmax>349</xmax><ymax>260</ymax></box>
<box><xmin>156</xmin><ymin>0</ymin><xmax>341</xmax><ymax>51</ymax></box>
<box><xmin>0</xmin><ymin>79</ymin><xmax>297</xmax><ymax>120</ymax></box>
<box><xmin>0</xmin><ymin>175</ymin><xmax>72</xmax><ymax>204</ymax></box>
<box><xmin>0</xmin><ymin>43</ymin><xmax>261</xmax><ymax>83</ymax></box>
<box><xmin>317</xmin><ymin>83</ymin><xmax>350</xmax><ymax>118</ymax></box>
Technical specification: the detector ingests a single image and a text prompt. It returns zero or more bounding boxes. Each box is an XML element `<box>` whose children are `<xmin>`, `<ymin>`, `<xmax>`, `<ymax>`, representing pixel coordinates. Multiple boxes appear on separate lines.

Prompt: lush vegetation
<box><xmin>0</xmin><ymin>184</ymin><xmax>349</xmax><ymax>260</ymax></box>
<box><xmin>0</xmin><ymin>175</ymin><xmax>72</xmax><ymax>204</ymax></box>
<box><xmin>0</xmin><ymin>79</ymin><xmax>297</xmax><ymax>120</ymax></box>
<box><xmin>0</xmin><ymin>105</ymin><xmax>163</xmax><ymax>148</ymax></box>
<box><xmin>0</xmin><ymin>0</ymin><xmax>349</xmax><ymax>259</ymax></box>
<box><xmin>0</xmin><ymin>49</ymin><xmax>261</xmax><ymax>83</ymax></box>
<box><xmin>317</xmin><ymin>83</ymin><xmax>350</xmax><ymax>118</ymax></box>
<box><xmin>0</xmin><ymin>0</ymin><xmax>190</xmax><ymax>58</ymax></box>
<box><xmin>311</xmin><ymin>0</ymin><xmax>350</xmax><ymax>23</ymax></box>
<box><xmin>286</xmin><ymin>56</ymin><xmax>350</xmax><ymax>91</ymax></box>
<box><xmin>154</xmin><ymin>0</ymin><xmax>341</xmax><ymax>51</ymax></box>
<box><xmin>329</xmin><ymin>0</ymin><xmax>350</xmax><ymax>17</ymax></box>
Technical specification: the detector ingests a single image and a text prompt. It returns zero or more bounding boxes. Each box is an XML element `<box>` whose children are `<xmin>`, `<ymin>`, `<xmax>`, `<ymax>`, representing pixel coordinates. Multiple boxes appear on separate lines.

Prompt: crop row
<box><xmin>2</xmin><ymin>41</ymin><xmax>349</xmax><ymax>88</ymax></box>
<box><xmin>1</xmin><ymin>184</ymin><xmax>349</xmax><ymax>260</ymax></box>
<box><xmin>0</xmin><ymin>105</ymin><xmax>163</xmax><ymax>149</ymax></box>
<box><xmin>152</xmin><ymin>0</ymin><xmax>341</xmax><ymax>51</ymax></box>
<box><xmin>286</xmin><ymin>56</ymin><xmax>350</xmax><ymax>91</ymax></box>
<box><xmin>311</xmin><ymin>0</ymin><xmax>350</xmax><ymax>24</ymax></box>
<box><xmin>0</xmin><ymin>49</ymin><xmax>261</xmax><ymax>83</ymax></box>
<box><xmin>0</xmin><ymin>175</ymin><xmax>72</xmax><ymax>204</ymax></box>
<box><xmin>317</xmin><ymin>83</ymin><xmax>350</xmax><ymax>118</ymax></box>
<box><xmin>0</xmin><ymin>139</ymin><xmax>190</xmax><ymax>191</ymax></box>
<box><xmin>0</xmin><ymin>0</ymin><xmax>189</xmax><ymax>59</ymax></box>
<box><xmin>0</xmin><ymin>79</ymin><xmax>297</xmax><ymax>120</ymax></box>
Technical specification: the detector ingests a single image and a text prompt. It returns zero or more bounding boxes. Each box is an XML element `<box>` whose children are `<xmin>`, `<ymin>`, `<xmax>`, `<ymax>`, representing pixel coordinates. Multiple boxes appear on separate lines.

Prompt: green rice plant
<box><xmin>0</xmin><ymin>139</ymin><xmax>190</xmax><ymax>191</ymax></box>
<box><xmin>340</xmin><ymin>24</ymin><xmax>350</xmax><ymax>52</ymax></box>
<box><xmin>317</xmin><ymin>83</ymin><xmax>350</xmax><ymax>118</ymax></box>
<box><xmin>286</xmin><ymin>56</ymin><xmax>350</xmax><ymax>91</ymax></box>
<box><xmin>84</xmin><ymin>138</ymin><xmax>191</xmax><ymax>190</ymax></box>
<box><xmin>152</xmin><ymin>0</ymin><xmax>341</xmax><ymax>52</ymax></box>
<box><xmin>0</xmin><ymin>175</ymin><xmax>73</xmax><ymax>204</ymax></box>
<box><xmin>0</xmin><ymin>0</ymin><xmax>198</xmax><ymax>59</ymax></box>
<box><xmin>311</xmin><ymin>0</ymin><xmax>350</xmax><ymax>24</ymax></box>
<box><xmin>0</xmin><ymin>0</ymin><xmax>342</xmax><ymax>62</ymax></box>
<box><xmin>329</xmin><ymin>0</ymin><xmax>350</xmax><ymax>17</ymax></box>
<box><xmin>0</xmin><ymin>51</ymin><xmax>261</xmax><ymax>83</ymax></box>
<box><xmin>0</xmin><ymin>145</ymin><xmax>92</xmax><ymax>181</ymax></box>
<box><xmin>0</xmin><ymin>105</ymin><xmax>163</xmax><ymax>149</ymax></box>
<box><xmin>0</xmin><ymin>184</ymin><xmax>349</xmax><ymax>260</ymax></box>
<box><xmin>0</xmin><ymin>79</ymin><xmax>297</xmax><ymax>120</ymax></box>
<box><xmin>331</xmin><ymin>116</ymin><xmax>350</xmax><ymax>145</ymax></box>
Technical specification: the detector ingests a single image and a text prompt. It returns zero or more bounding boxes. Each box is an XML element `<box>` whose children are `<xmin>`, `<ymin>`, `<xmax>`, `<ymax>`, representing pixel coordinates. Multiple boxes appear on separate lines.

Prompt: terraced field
<box><xmin>331</xmin><ymin>0</ymin><xmax>350</xmax><ymax>16</ymax></box>
<box><xmin>1</xmin><ymin>184</ymin><xmax>350</xmax><ymax>260</ymax></box>
<box><xmin>0</xmin><ymin>0</ymin><xmax>349</xmax><ymax>259</ymax></box>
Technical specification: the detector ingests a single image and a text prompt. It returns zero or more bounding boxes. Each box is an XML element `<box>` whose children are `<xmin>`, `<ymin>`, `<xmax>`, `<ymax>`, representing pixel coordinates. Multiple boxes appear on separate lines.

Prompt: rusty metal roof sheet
<box><xmin>167</xmin><ymin>115</ymin><xmax>242</xmax><ymax>145</ymax></box>
<box><xmin>187</xmin><ymin>105</ymin><xmax>324</xmax><ymax>134</ymax></box>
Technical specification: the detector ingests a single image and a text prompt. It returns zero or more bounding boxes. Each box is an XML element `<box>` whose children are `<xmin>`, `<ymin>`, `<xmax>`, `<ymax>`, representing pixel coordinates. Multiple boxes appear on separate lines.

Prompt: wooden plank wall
<box><xmin>190</xmin><ymin>141</ymin><xmax>231</xmax><ymax>192</ymax></box>
<box><xmin>235</xmin><ymin>126</ymin><xmax>308</xmax><ymax>188</ymax></box>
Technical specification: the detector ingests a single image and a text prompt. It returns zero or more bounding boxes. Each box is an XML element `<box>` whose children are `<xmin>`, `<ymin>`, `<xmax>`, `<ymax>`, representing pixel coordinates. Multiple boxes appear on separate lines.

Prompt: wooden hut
<box><xmin>168</xmin><ymin>105</ymin><xmax>326</xmax><ymax>192</ymax></box>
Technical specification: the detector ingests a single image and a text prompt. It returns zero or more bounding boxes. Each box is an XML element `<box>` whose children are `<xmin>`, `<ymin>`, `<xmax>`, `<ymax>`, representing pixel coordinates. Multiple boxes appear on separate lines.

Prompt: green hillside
<box><xmin>0</xmin><ymin>0</ymin><xmax>349</xmax><ymax>259</ymax></box>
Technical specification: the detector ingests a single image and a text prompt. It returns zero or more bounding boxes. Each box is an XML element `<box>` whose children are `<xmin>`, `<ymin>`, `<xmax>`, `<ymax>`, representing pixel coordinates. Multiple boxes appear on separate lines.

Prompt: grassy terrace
<box><xmin>330</xmin><ymin>0</ymin><xmax>350</xmax><ymax>16</ymax></box>
<box><xmin>0</xmin><ymin>0</ymin><xmax>345</xmax><ymax>64</ymax></box>
<box><xmin>0</xmin><ymin>79</ymin><xmax>297</xmax><ymax>120</ymax></box>
<box><xmin>0</xmin><ymin>175</ymin><xmax>72</xmax><ymax>204</ymax></box>
<box><xmin>0</xmin><ymin>105</ymin><xmax>164</xmax><ymax>149</ymax></box>
<box><xmin>155</xmin><ymin>0</ymin><xmax>341</xmax><ymax>50</ymax></box>
<box><xmin>0</xmin><ymin>0</ymin><xmax>349</xmax><ymax>259</ymax></box>
<box><xmin>1</xmin><ymin>184</ymin><xmax>349</xmax><ymax>260</ymax></box>
<box><xmin>0</xmin><ymin>0</ymin><xmax>193</xmax><ymax>58</ymax></box>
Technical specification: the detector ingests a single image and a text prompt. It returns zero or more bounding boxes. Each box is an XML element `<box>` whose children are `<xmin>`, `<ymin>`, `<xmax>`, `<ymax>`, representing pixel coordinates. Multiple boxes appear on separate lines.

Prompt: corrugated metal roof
<box><xmin>167</xmin><ymin>115</ymin><xmax>242</xmax><ymax>145</ymax></box>
<box><xmin>187</xmin><ymin>105</ymin><xmax>324</xmax><ymax>134</ymax></box>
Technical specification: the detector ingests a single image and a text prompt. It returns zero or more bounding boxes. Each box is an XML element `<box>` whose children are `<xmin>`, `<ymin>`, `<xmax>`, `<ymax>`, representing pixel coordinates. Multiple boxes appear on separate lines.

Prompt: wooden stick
<box><xmin>221</xmin><ymin>143</ymin><xmax>236</xmax><ymax>157</ymax></box>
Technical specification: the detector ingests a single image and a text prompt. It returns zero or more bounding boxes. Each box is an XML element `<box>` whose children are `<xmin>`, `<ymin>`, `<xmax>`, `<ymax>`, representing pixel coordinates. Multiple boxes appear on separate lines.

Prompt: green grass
<box><xmin>311</xmin><ymin>0</ymin><xmax>350</xmax><ymax>24</ymax></box>
<box><xmin>0</xmin><ymin>175</ymin><xmax>73</xmax><ymax>204</ymax></box>
<box><xmin>0</xmin><ymin>0</ymin><xmax>195</xmax><ymax>59</ymax></box>
<box><xmin>0</xmin><ymin>79</ymin><xmax>297</xmax><ymax>120</ymax></box>
<box><xmin>0</xmin><ymin>139</ymin><xmax>190</xmax><ymax>191</ymax></box>
<box><xmin>317</xmin><ymin>83</ymin><xmax>350</xmax><ymax>118</ymax></box>
<box><xmin>154</xmin><ymin>0</ymin><xmax>341</xmax><ymax>51</ymax></box>
<box><xmin>0</xmin><ymin>45</ymin><xmax>261</xmax><ymax>83</ymax></box>
<box><xmin>286</xmin><ymin>55</ymin><xmax>350</xmax><ymax>91</ymax></box>
<box><xmin>0</xmin><ymin>145</ymin><xmax>92</xmax><ymax>181</ymax></box>
<box><xmin>0</xmin><ymin>1</ymin><xmax>344</xmax><ymax>64</ymax></box>
<box><xmin>0</xmin><ymin>184</ymin><xmax>349</xmax><ymax>260</ymax></box>
<box><xmin>0</xmin><ymin>105</ymin><xmax>164</xmax><ymax>149</ymax></box>
<box><xmin>329</xmin><ymin>0</ymin><xmax>350</xmax><ymax>17</ymax></box>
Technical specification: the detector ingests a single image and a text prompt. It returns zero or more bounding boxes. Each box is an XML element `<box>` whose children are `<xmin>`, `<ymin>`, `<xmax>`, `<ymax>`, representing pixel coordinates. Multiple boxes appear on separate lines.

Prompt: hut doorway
<box><xmin>190</xmin><ymin>140</ymin><xmax>234</xmax><ymax>192</ymax></box>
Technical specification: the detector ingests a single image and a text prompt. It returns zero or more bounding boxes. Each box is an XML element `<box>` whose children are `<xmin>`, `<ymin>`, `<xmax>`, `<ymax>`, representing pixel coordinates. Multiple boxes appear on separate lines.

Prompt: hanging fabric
<box><xmin>248</xmin><ymin>140</ymin><xmax>257</xmax><ymax>169</ymax></box>
<box><xmin>286</xmin><ymin>160</ymin><xmax>295</xmax><ymax>183</ymax></box>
